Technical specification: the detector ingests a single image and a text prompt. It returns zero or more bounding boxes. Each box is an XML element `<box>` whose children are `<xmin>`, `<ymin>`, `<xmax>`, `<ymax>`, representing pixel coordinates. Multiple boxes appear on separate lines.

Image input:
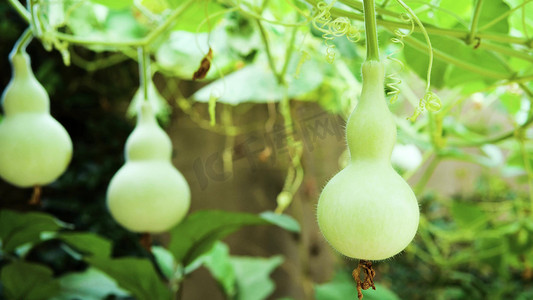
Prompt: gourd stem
<box><xmin>362</xmin><ymin>0</ymin><xmax>380</xmax><ymax>61</ymax></box>
<box><xmin>137</xmin><ymin>47</ymin><xmax>150</xmax><ymax>103</ymax></box>
<box><xmin>10</xmin><ymin>27</ymin><xmax>33</xmax><ymax>58</ymax></box>
<box><xmin>468</xmin><ymin>0</ymin><xmax>484</xmax><ymax>45</ymax></box>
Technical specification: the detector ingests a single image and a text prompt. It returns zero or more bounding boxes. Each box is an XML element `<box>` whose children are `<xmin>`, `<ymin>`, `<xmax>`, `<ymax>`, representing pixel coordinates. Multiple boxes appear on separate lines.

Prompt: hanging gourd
<box><xmin>107</xmin><ymin>102</ymin><xmax>191</xmax><ymax>233</ymax></box>
<box><xmin>317</xmin><ymin>60</ymin><xmax>419</xmax><ymax>260</ymax></box>
<box><xmin>0</xmin><ymin>49</ymin><xmax>72</xmax><ymax>188</ymax></box>
<box><xmin>317</xmin><ymin>1</ymin><xmax>424</xmax><ymax>297</ymax></box>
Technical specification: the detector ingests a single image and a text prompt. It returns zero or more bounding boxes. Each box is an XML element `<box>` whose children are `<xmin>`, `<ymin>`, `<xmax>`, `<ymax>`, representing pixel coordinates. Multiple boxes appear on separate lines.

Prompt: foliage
<box><xmin>1</xmin><ymin>0</ymin><xmax>533</xmax><ymax>299</ymax></box>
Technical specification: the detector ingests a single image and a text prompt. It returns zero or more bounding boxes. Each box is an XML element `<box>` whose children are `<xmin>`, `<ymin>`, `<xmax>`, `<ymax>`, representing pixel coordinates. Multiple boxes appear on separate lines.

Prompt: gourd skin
<box><xmin>317</xmin><ymin>61</ymin><xmax>419</xmax><ymax>260</ymax></box>
<box><xmin>107</xmin><ymin>103</ymin><xmax>190</xmax><ymax>233</ymax></box>
<box><xmin>0</xmin><ymin>53</ymin><xmax>72</xmax><ymax>187</ymax></box>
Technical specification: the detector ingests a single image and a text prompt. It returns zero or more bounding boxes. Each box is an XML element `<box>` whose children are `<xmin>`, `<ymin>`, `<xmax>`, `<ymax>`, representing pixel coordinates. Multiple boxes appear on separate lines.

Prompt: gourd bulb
<box><xmin>0</xmin><ymin>52</ymin><xmax>72</xmax><ymax>187</ymax></box>
<box><xmin>107</xmin><ymin>102</ymin><xmax>190</xmax><ymax>233</ymax></box>
<box><xmin>317</xmin><ymin>61</ymin><xmax>419</xmax><ymax>260</ymax></box>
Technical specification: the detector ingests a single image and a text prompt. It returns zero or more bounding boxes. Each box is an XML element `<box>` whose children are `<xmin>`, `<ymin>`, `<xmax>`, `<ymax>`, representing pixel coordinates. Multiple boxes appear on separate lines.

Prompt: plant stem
<box><xmin>279</xmin><ymin>25</ymin><xmax>298</xmax><ymax>81</ymax></box>
<box><xmin>256</xmin><ymin>19</ymin><xmax>283</xmax><ymax>83</ymax></box>
<box><xmin>10</xmin><ymin>27</ymin><xmax>33</xmax><ymax>57</ymax></box>
<box><xmin>518</xmin><ymin>132</ymin><xmax>533</xmax><ymax>215</ymax></box>
<box><xmin>468</xmin><ymin>0</ymin><xmax>484</xmax><ymax>45</ymax></box>
<box><xmin>8</xmin><ymin>0</ymin><xmax>30</xmax><ymax>23</ymax></box>
<box><xmin>363</xmin><ymin>0</ymin><xmax>380</xmax><ymax>61</ymax></box>
<box><xmin>138</xmin><ymin>47</ymin><xmax>150</xmax><ymax>102</ymax></box>
<box><xmin>393</xmin><ymin>0</ymin><xmax>434</xmax><ymax>89</ymax></box>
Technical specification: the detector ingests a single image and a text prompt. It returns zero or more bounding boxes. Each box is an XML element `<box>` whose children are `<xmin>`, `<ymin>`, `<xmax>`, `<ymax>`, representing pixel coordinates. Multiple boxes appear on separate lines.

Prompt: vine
<box><xmin>312</xmin><ymin>1</ymin><xmax>361</xmax><ymax>63</ymax></box>
<box><xmin>385</xmin><ymin>13</ymin><xmax>413</xmax><ymax>104</ymax></box>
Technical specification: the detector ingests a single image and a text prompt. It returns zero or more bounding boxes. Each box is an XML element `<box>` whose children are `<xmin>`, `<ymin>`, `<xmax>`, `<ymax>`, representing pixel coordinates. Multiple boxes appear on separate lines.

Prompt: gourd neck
<box><xmin>125</xmin><ymin>102</ymin><xmax>173</xmax><ymax>161</ymax></box>
<box><xmin>346</xmin><ymin>61</ymin><xmax>396</xmax><ymax>162</ymax></box>
<box><xmin>2</xmin><ymin>52</ymin><xmax>49</xmax><ymax>115</ymax></box>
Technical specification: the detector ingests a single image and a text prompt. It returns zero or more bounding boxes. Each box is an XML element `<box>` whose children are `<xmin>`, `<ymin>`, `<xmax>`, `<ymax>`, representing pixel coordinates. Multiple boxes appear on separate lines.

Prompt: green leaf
<box><xmin>403</xmin><ymin>42</ymin><xmax>448</xmax><ymax>89</ymax></box>
<box><xmin>86</xmin><ymin>257</ymin><xmax>172</xmax><ymax>300</ymax></box>
<box><xmin>404</xmin><ymin>34</ymin><xmax>510</xmax><ymax>87</ymax></box>
<box><xmin>67</xmin><ymin>4</ymin><xmax>147</xmax><ymax>51</ymax></box>
<box><xmin>230</xmin><ymin>255</ymin><xmax>283</xmax><ymax>300</ymax></box>
<box><xmin>193</xmin><ymin>57</ymin><xmax>324</xmax><ymax>104</ymax></box>
<box><xmin>57</xmin><ymin>232</ymin><xmax>113</xmax><ymax>258</ymax></box>
<box><xmin>0</xmin><ymin>210</ymin><xmax>69</xmax><ymax>253</ymax></box>
<box><xmin>152</xmin><ymin>246</ymin><xmax>178</xmax><ymax>280</ymax></box>
<box><xmin>168</xmin><ymin>210</ymin><xmax>299</xmax><ymax>266</ymax></box>
<box><xmin>168</xmin><ymin>0</ymin><xmax>226</xmax><ymax>32</ymax></box>
<box><xmin>90</xmin><ymin>0</ymin><xmax>133</xmax><ymax>10</ymax></box>
<box><xmin>155</xmin><ymin>29</ymin><xmax>236</xmax><ymax>79</ymax></box>
<box><xmin>50</xmin><ymin>267</ymin><xmax>129</xmax><ymax>300</ymax></box>
<box><xmin>478</xmin><ymin>0</ymin><xmax>510</xmax><ymax>34</ymax></box>
<box><xmin>201</xmin><ymin>241</ymin><xmax>236</xmax><ymax>297</ymax></box>
<box><xmin>259</xmin><ymin>211</ymin><xmax>301</xmax><ymax>233</ymax></box>
<box><xmin>315</xmin><ymin>270</ymin><xmax>400</xmax><ymax>300</ymax></box>
<box><xmin>1</xmin><ymin>261</ymin><xmax>60</xmax><ymax>300</ymax></box>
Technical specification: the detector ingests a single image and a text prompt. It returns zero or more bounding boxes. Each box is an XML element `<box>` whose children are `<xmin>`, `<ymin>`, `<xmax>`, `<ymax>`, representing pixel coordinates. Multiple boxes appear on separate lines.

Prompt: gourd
<box><xmin>317</xmin><ymin>60</ymin><xmax>419</xmax><ymax>260</ymax></box>
<box><xmin>107</xmin><ymin>102</ymin><xmax>190</xmax><ymax>233</ymax></box>
<box><xmin>0</xmin><ymin>51</ymin><xmax>72</xmax><ymax>187</ymax></box>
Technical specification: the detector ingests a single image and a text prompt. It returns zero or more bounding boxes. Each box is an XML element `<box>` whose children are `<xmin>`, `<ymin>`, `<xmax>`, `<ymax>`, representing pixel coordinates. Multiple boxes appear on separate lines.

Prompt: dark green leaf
<box><xmin>51</xmin><ymin>267</ymin><xmax>129</xmax><ymax>300</ymax></box>
<box><xmin>0</xmin><ymin>210</ymin><xmax>69</xmax><ymax>253</ymax></box>
<box><xmin>57</xmin><ymin>232</ymin><xmax>112</xmax><ymax>258</ymax></box>
<box><xmin>230</xmin><ymin>255</ymin><xmax>283</xmax><ymax>300</ymax></box>
<box><xmin>168</xmin><ymin>210</ymin><xmax>299</xmax><ymax>265</ymax></box>
<box><xmin>1</xmin><ymin>261</ymin><xmax>60</xmax><ymax>300</ymax></box>
<box><xmin>86</xmin><ymin>257</ymin><xmax>172</xmax><ymax>300</ymax></box>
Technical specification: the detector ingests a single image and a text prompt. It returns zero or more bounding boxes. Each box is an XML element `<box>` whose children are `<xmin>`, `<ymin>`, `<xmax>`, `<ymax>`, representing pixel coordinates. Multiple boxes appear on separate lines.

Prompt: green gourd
<box><xmin>107</xmin><ymin>102</ymin><xmax>190</xmax><ymax>233</ymax></box>
<box><xmin>317</xmin><ymin>60</ymin><xmax>419</xmax><ymax>260</ymax></box>
<box><xmin>0</xmin><ymin>52</ymin><xmax>72</xmax><ymax>187</ymax></box>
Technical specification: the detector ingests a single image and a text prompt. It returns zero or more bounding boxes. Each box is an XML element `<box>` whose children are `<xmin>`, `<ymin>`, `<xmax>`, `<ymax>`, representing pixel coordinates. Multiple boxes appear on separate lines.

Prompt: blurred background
<box><xmin>1</xmin><ymin>0</ymin><xmax>533</xmax><ymax>299</ymax></box>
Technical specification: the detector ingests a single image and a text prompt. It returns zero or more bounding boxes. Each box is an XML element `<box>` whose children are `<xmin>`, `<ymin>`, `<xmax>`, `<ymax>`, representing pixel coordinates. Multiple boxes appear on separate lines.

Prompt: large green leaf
<box><xmin>67</xmin><ymin>3</ymin><xmax>147</xmax><ymax>51</ymax></box>
<box><xmin>1</xmin><ymin>261</ymin><xmax>60</xmax><ymax>300</ymax></box>
<box><xmin>0</xmin><ymin>210</ymin><xmax>68</xmax><ymax>253</ymax></box>
<box><xmin>192</xmin><ymin>57</ymin><xmax>324</xmax><ymax>104</ymax></box>
<box><xmin>403</xmin><ymin>34</ymin><xmax>510</xmax><ymax>88</ymax></box>
<box><xmin>86</xmin><ymin>257</ymin><xmax>172</xmax><ymax>300</ymax></box>
<box><xmin>230</xmin><ymin>255</ymin><xmax>283</xmax><ymax>300</ymax></box>
<box><xmin>57</xmin><ymin>232</ymin><xmax>113</xmax><ymax>258</ymax></box>
<box><xmin>168</xmin><ymin>210</ymin><xmax>299</xmax><ymax>266</ymax></box>
<box><xmin>315</xmin><ymin>270</ymin><xmax>400</xmax><ymax>300</ymax></box>
<box><xmin>155</xmin><ymin>29</ymin><xmax>237</xmax><ymax>79</ymax></box>
<box><xmin>50</xmin><ymin>267</ymin><xmax>129</xmax><ymax>300</ymax></box>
